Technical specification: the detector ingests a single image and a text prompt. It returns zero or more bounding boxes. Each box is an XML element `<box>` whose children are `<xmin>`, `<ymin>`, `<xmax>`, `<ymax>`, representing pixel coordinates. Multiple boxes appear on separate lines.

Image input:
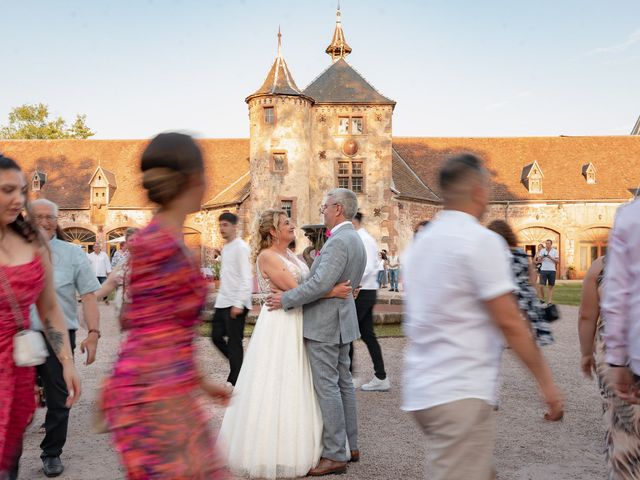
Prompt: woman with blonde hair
<box><xmin>219</xmin><ymin>209</ymin><xmax>351</xmax><ymax>479</ymax></box>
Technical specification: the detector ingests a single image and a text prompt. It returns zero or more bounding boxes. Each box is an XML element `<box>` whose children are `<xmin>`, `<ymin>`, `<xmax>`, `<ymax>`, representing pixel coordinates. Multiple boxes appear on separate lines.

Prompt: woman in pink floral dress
<box><xmin>102</xmin><ymin>133</ymin><xmax>230</xmax><ymax>479</ymax></box>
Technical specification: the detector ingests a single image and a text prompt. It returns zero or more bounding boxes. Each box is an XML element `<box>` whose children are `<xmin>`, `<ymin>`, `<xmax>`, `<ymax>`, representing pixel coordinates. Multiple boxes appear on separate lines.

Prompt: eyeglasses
<box><xmin>319</xmin><ymin>203</ymin><xmax>339</xmax><ymax>214</ymax></box>
<box><xmin>33</xmin><ymin>215</ymin><xmax>58</xmax><ymax>222</ymax></box>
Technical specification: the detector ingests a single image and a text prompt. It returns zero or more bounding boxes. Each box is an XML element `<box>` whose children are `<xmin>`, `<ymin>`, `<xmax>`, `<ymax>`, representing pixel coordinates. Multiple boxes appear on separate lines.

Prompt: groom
<box><xmin>268</xmin><ymin>188</ymin><xmax>366</xmax><ymax>476</ymax></box>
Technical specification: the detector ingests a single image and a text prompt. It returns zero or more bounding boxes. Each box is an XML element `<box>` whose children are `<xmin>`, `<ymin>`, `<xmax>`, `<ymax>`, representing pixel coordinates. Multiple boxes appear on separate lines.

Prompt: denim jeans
<box><xmin>389</xmin><ymin>269</ymin><xmax>399</xmax><ymax>290</ymax></box>
<box><xmin>377</xmin><ymin>270</ymin><xmax>387</xmax><ymax>286</ymax></box>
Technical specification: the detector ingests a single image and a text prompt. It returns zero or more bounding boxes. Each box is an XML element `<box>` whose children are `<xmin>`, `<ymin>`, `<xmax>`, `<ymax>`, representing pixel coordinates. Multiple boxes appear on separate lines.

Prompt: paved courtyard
<box><xmin>21</xmin><ymin>304</ymin><xmax>606</xmax><ymax>479</ymax></box>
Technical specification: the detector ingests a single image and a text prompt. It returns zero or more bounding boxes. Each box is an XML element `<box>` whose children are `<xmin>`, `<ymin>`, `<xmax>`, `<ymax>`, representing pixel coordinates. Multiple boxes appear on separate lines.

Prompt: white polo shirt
<box><xmin>401</xmin><ymin>210</ymin><xmax>516</xmax><ymax>411</ymax></box>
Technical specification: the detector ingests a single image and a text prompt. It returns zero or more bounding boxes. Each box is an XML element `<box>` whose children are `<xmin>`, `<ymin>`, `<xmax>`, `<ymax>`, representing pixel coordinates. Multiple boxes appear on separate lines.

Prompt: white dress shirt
<box><xmin>215</xmin><ymin>237</ymin><xmax>253</xmax><ymax>310</ymax></box>
<box><xmin>602</xmin><ymin>198</ymin><xmax>640</xmax><ymax>372</ymax></box>
<box><xmin>402</xmin><ymin>210</ymin><xmax>516</xmax><ymax>412</ymax></box>
<box><xmin>357</xmin><ymin>227</ymin><xmax>380</xmax><ymax>290</ymax></box>
<box><xmin>87</xmin><ymin>251</ymin><xmax>112</xmax><ymax>277</ymax></box>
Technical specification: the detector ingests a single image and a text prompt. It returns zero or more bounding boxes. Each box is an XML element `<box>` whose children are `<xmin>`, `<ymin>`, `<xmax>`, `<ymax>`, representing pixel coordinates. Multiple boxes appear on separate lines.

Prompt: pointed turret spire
<box><xmin>632</xmin><ymin>114</ymin><xmax>640</xmax><ymax>135</ymax></box>
<box><xmin>325</xmin><ymin>5</ymin><xmax>352</xmax><ymax>62</ymax></box>
<box><xmin>246</xmin><ymin>28</ymin><xmax>310</xmax><ymax>102</ymax></box>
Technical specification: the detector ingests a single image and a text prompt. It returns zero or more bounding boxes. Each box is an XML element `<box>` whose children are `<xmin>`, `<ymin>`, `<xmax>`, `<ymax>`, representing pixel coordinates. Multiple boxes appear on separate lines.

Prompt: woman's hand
<box><xmin>61</xmin><ymin>359</ymin><xmax>82</xmax><ymax>407</ymax></box>
<box><xmin>330</xmin><ymin>280</ymin><xmax>352</xmax><ymax>299</ymax></box>
<box><xmin>201</xmin><ymin>378</ymin><xmax>232</xmax><ymax>407</ymax></box>
<box><xmin>580</xmin><ymin>354</ymin><xmax>596</xmax><ymax>379</ymax></box>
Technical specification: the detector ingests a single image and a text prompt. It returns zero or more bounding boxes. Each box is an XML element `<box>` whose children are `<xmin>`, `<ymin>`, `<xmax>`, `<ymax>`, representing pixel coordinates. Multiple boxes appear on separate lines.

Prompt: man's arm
<box><xmin>602</xmin><ymin>209</ymin><xmax>632</xmax><ymax>367</ymax></box>
<box><xmin>485</xmin><ymin>294</ymin><xmax>563</xmax><ymax>420</ymax></box>
<box><xmin>281</xmin><ymin>238</ymin><xmax>348</xmax><ymax>310</ymax></box>
<box><xmin>74</xmin><ymin>249</ymin><xmax>102</xmax><ymax>365</ymax></box>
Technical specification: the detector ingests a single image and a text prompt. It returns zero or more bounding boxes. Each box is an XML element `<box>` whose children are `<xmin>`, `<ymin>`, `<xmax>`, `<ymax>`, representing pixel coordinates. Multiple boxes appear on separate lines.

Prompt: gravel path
<box><xmin>20</xmin><ymin>304</ymin><xmax>606</xmax><ymax>479</ymax></box>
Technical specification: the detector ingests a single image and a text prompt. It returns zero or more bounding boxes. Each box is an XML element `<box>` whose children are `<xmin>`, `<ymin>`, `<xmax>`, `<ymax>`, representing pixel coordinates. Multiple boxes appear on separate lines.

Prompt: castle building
<box><xmin>2</xmin><ymin>7</ymin><xmax>639</xmax><ymax>278</ymax></box>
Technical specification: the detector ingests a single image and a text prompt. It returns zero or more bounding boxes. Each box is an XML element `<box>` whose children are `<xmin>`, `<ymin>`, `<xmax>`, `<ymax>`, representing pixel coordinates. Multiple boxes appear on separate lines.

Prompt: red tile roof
<box><xmin>0</xmin><ymin>139</ymin><xmax>249</xmax><ymax>209</ymax></box>
<box><xmin>392</xmin><ymin>136</ymin><xmax>640</xmax><ymax>202</ymax></box>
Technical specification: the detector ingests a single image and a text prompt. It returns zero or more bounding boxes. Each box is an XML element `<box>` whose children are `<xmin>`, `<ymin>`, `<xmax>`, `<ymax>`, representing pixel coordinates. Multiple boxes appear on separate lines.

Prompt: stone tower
<box><xmin>303</xmin><ymin>8</ymin><xmax>396</xmax><ymax>246</ymax></box>
<box><xmin>246</xmin><ymin>30</ymin><xmax>314</xmax><ymax>243</ymax></box>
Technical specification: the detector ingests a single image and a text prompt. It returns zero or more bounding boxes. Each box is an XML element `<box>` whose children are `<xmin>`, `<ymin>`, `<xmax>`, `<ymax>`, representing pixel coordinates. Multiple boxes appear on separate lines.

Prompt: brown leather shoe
<box><xmin>349</xmin><ymin>450</ymin><xmax>359</xmax><ymax>462</ymax></box>
<box><xmin>307</xmin><ymin>458</ymin><xmax>347</xmax><ymax>476</ymax></box>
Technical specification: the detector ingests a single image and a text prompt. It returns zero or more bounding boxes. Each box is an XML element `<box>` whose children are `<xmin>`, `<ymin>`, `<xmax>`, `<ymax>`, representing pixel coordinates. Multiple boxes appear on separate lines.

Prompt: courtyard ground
<box><xmin>21</xmin><ymin>303</ymin><xmax>605</xmax><ymax>479</ymax></box>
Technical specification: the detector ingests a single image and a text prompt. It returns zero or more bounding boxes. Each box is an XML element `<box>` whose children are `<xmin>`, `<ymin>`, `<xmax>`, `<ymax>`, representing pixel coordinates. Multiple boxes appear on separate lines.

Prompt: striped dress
<box><xmin>102</xmin><ymin>219</ymin><xmax>227</xmax><ymax>479</ymax></box>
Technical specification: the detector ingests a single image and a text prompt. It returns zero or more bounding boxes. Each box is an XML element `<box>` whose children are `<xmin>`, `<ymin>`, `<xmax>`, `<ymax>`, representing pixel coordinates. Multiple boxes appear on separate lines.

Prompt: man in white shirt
<box><xmin>87</xmin><ymin>243</ymin><xmax>112</xmax><ymax>303</ymax></box>
<box><xmin>211</xmin><ymin>212</ymin><xmax>253</xmax><ymax>386</ymax></box>
<box><xmin>350</xmin><ymin>212</ymin><xmax>389</xmax><ymax>391</ymax></box>
<box><xmin>402</xmin><ymin>153</ymin><xmax>563</xmax><ymax>480</ymax></box>
<box><xmin>536</xmin><ymin>239</ymin><xmax>559</xmax><ymax>304</ymax></box>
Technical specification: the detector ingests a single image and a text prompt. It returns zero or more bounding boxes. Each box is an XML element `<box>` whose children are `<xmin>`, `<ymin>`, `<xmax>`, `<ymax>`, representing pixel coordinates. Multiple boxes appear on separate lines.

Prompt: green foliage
<box><xmin>0</xmin><ymin>103</ymin><xmax>95</xmax><ymax>139</ymax></box>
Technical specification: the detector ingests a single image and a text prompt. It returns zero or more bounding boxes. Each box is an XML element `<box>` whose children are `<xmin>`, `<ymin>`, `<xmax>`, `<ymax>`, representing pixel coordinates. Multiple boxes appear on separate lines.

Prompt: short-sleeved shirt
<box><xmin>30</xmin><ymin>237</ymin><xmax>101</xmax><ymax>331</ymax></box>
<box><xmin>401</xmin><ymin>210</ymin><xmax>516</xmax><ymax>412</ymax></box>
<box><xmin>539</xmin><ymin>248</ymin><xmax>559</xmax><ymax>272</ymax></box>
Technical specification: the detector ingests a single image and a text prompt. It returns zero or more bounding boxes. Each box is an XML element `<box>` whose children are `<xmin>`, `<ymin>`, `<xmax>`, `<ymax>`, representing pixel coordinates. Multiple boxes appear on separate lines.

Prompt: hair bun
<box><xmin>142</xmin><ymin>167</ymin><xmax>187</xmax><ymax>205</ymax></box>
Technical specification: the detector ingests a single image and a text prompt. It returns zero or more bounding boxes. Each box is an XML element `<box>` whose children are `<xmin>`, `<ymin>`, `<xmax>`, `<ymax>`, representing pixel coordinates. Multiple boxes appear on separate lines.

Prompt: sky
<box><xmin>1</xmin><ymin>0</ymin><xmax>639</xmax><ymax>139</ymax></box>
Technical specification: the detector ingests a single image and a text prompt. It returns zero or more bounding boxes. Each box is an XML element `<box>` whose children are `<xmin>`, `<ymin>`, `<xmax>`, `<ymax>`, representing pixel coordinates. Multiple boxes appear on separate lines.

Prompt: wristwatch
<box><xmin>88</xmin><ymin>329</ymin><xmax>101</xmax><ymax>339</ymax></box>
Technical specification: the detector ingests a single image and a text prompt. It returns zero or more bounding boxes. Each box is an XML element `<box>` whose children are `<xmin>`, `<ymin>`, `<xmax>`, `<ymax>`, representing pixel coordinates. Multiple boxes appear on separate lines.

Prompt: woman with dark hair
<box><xmin>487</xmin><ymin>220</ymin><xmax>554</xmax><ymax>346</ymax></box>
<box><xmin>100</xmin><ymin>133</ymin><xmax>230</xmax><ymax>479</ymax></box>
<box><xmin>0</xmin><ymin>155</ymin><xmax>81</xmax><ymax>479</ymax></box>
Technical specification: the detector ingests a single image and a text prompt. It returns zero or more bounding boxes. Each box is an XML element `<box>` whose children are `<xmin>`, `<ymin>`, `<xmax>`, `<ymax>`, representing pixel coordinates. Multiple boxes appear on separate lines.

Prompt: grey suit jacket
<box><xmin>281</xmin><ymin>223</ymin><xmax>366</xmax><ymax>344</ymax></box>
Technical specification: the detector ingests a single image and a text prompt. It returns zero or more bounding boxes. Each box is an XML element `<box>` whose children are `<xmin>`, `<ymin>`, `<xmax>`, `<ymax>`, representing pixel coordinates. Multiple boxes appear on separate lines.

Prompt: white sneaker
<box><xmin>361</xmin><ymin>376</ymin><xmax>390</xmax><ymax>391</ymax></box>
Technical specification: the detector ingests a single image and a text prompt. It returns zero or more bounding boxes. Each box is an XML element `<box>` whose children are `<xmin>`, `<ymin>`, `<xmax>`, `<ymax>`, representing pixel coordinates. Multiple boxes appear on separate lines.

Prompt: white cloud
<box><xmin>587</xmin><ymin>29</ymin><xmax>640</xmax><ymax>55</ymax></box>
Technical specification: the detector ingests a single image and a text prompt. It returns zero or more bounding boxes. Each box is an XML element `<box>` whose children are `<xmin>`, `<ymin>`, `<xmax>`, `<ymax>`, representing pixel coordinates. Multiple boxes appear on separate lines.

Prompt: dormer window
<box><xmin>582</xmin><ymin>163</ymin><xmax>596</xmax><ymax>184</ymax></box>
<box><xmin>31</xmin><ymin>170</ymin><xmax>46</xmax><ymax>191</ymax></box>
<box><xmin>521</xmin><ymin>161</ymin><xmax>543</xmax><ymax>194</ymax></box>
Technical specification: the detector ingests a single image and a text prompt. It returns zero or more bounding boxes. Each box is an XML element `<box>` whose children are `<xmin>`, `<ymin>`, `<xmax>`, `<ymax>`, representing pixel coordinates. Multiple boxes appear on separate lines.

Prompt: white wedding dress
<box><xmin>218</xmin><ymin>251</ymin><xmax>323</xmax><ymax>479</ymax></box>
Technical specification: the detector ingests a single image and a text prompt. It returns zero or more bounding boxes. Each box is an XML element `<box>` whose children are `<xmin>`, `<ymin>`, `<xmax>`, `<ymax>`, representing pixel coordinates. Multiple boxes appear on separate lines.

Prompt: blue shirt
<box><xmin>30</xmin><ymin>237</ymin><xmax>101</xmax><ymax>331</ymax></box>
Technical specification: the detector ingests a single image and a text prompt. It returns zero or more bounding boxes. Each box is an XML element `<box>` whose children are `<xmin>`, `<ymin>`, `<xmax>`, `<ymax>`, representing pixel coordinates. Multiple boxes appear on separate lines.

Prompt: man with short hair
<box><xmin>402</xmin><ymin>154</ymin><xmax>563</xmax><ymax>480</ymax></box>
<box><xmin>350</xmin><ymin>212</ymin><xmax>389</xmax><ymax>392</ymax></box>
<box><xmin>87</xmin><ymin>243</ymin><xmax>111</xmax><ymax>304</ymax></box>
<box><xmin>537</xmin><ymin>239</ymin><xmax>559</xmax><ymax>304</ymax></box>
<box><xmin>602</xmin><ymin>197</ymin><xmax>640</xmax><ymax>406</ymax></box>
<box><xmin>211</xmin><ymin>212</ymin><xmax>252</xmax><ymax>386</ymax></box>
<box><xmin>29</xmin><ymin>199</ymin><xmax>101</xmax><ymax>478</ymax></box>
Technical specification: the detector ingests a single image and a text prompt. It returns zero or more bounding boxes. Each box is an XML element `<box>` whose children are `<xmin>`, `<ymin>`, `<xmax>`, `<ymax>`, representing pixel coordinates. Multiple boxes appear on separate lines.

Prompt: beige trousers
<box><xmin>412</xmin><ymin>398</ymin><xmax>496</xmax><ymax>480</ymax></box>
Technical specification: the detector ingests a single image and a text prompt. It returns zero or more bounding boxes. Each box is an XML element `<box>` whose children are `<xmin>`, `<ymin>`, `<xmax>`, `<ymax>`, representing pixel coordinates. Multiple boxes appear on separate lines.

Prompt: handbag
<box><xmin>0</xmin><ymin>266</ymin><xmax>49</xmax><ymax>367</ymax></box>
<box><xmin>544</xmin><ymin>303</ymin><xmax>560</xmax><ymax>323</ymax></box>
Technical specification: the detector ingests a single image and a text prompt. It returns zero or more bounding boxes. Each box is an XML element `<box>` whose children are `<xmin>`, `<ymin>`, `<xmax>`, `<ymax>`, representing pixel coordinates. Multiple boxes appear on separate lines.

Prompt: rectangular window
<box><xmin>352</xmin><ymin>177</ymin><xmax>363</xmax><ymax>193</ymax></box>
<box><xmin>281</xmin><ymin>200</ymin><xmax>293</xmax><ymax>218</ymax></box>
<box><xmin>272</xmin><ymin>152</ymin><xmax>287</xmax><ymax>173</ymax></box>
<box><xmin>338</xmin><ymin>117</ymin><xmax>350</xmax><ymax>135</ymax></box>
<box><xmin>336</xmin><ymin>160</ymin><xmax>365</xmax><ymax>193</ymax></box>
<box><xmin>264</xmin><ymin>107</ymin><xmax>275</xmax><ymax>124</ymax></box>
<box><xmin>351</xmin><ymin>117</ymin><xmax>363</xmax><ymax>134</ymax></box>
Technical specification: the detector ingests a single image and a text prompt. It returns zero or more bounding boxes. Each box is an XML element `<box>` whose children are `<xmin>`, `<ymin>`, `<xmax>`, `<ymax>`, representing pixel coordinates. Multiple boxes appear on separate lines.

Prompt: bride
<box><xmin>218</xmin><ymin>209</ymin><xmax>351</xmax><ymax>479</ymax></box>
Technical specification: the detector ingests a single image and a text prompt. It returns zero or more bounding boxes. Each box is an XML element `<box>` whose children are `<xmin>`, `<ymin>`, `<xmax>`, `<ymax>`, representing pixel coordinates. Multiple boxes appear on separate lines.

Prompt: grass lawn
<box><xmin>550</xmin><ymin>282</ymin><xmax>582</xmax><ymax>306</ymax></box>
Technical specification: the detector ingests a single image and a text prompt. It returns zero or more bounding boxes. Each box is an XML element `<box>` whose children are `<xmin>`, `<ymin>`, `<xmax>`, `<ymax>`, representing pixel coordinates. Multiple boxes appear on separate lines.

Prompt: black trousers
<box><xmin>36</xmin><ymin>330</ymin><xmax>76</xmax><ymax>459</ymax></box>
<box><xmin>211</xmin><ymin>307</ymin><xmax>248</xmax><ymax>385</ymax></box>
<box><xmin>350</xmin><ymin>289</ymin><xmax>387</xmax><ymax>380</ymax></box>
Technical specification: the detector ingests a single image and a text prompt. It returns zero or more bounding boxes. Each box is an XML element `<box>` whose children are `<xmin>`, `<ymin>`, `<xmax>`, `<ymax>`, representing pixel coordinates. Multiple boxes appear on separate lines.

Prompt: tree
<box><xmin>0</xmin><ymin>103</ymin><xmax>95</xmax><ymax>139</ymax></box>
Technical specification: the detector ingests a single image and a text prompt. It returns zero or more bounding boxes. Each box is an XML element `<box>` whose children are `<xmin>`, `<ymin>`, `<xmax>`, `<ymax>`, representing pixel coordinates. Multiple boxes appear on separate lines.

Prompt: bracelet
<box><xmin>88</xmin><ymin>329</ymin><xmax>101</xmax><ymax>338</ymax></box>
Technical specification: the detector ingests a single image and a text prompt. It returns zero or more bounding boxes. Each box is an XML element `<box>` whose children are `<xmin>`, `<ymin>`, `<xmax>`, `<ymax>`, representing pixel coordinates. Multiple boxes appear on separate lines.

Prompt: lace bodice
<box><xmin>256</xmin><ymin>251</ymin><xmax>310</xmax><ymax>294</ymax></box>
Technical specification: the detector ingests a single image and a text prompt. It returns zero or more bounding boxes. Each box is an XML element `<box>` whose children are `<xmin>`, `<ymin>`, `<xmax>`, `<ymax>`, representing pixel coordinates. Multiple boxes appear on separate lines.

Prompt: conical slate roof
<box><xmin>246</xmin><ymin>31</ymin><xmax>309</xmax><ymax>102</ymax></box>
<box><xmin>303</xmin><ymin>58</ymin><xmax>395</xmax><ymax>106</ymax></box>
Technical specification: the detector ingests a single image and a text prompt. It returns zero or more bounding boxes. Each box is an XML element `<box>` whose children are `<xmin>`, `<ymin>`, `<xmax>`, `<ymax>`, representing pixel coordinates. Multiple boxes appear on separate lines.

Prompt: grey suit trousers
<box><xmin>305</xmin><ymin>339</ymin><xmax>358</xmax><ymax>462</ymax></box>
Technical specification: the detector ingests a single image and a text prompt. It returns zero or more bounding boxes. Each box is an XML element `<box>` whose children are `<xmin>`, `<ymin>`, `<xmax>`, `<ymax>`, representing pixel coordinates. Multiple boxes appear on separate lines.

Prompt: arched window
<box><xmin>63</xmin><ymin>227</ymin><xmax>96</xmax><ymax>253</ymax></box>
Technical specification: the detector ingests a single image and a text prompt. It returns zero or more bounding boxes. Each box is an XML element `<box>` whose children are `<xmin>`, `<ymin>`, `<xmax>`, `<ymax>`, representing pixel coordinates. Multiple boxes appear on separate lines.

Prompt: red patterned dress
<box><xmin>102</xmin><ymin>219</ymin><xmax>227</xmax><ymax>479</ymax></box>
<box><xmin>0</xmin><ymin>257</ymin><xmax>45</xmax><ymax>475</ymax></box>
